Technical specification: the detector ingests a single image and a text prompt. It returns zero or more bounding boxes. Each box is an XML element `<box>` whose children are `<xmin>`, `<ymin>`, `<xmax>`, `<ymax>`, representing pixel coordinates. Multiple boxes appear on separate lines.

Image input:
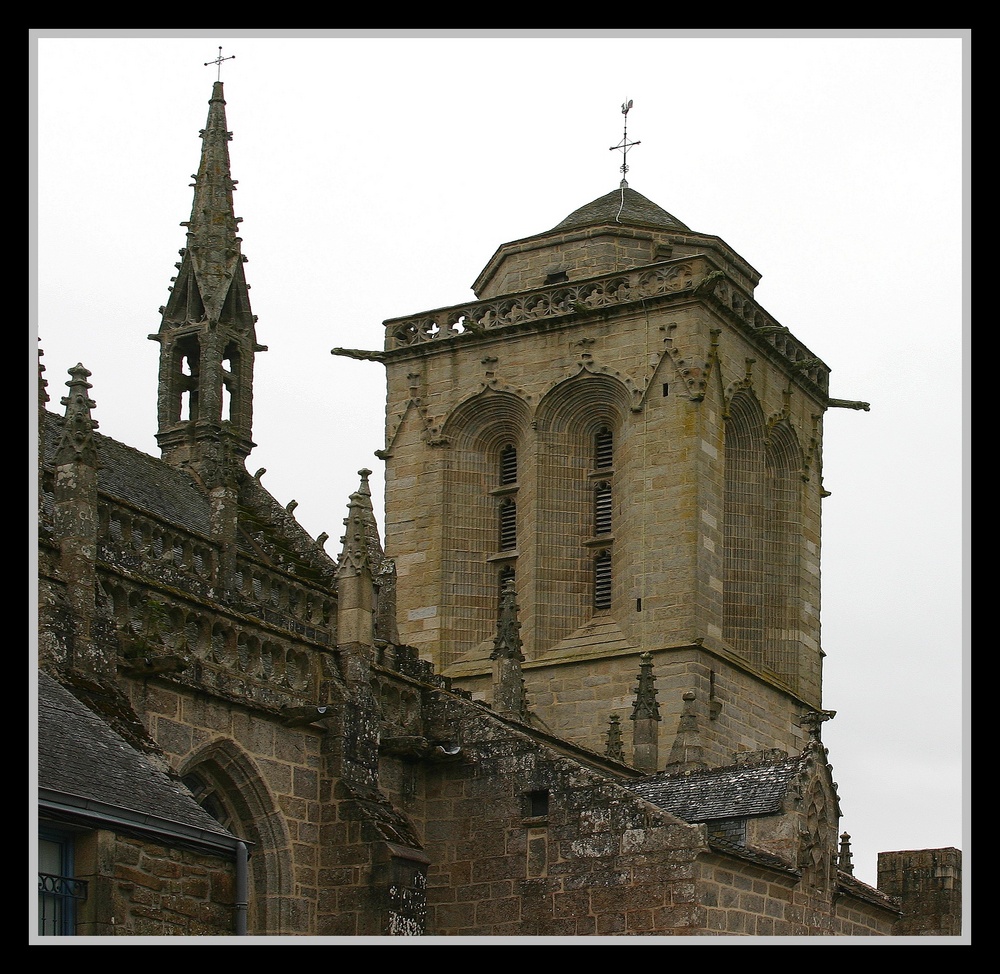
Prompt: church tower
<box><xmin>150</xmin><ymin>81</ymin><xmax>265</xmax><ymax>488</ymax></box>
<box><xmin>362</xmin><ymin>106</ymin><xmax>862</xmax><ymax>769</ymax></box>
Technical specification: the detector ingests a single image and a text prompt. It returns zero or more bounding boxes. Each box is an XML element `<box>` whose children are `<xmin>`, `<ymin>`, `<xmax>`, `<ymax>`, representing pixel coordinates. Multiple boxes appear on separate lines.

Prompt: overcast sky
<box><xmin>31</xmin><ymin>30</ymin><xmax>968</xmax><ymax>894</ymax></box>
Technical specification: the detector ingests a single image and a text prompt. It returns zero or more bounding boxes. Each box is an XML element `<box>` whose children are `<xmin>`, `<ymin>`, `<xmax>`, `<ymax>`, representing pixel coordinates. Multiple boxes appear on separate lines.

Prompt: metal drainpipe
<box><xmin>235</xmin><ymin>841</ymin><xmax>249</xmax><ymax>936</ymax></box>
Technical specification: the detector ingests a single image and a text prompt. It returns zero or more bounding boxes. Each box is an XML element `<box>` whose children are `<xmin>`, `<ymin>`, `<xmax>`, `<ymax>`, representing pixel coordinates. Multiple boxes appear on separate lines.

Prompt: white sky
<box><xmin>30</xmin><ymin>30</ymin><xmax>969</xmax><ymax>895</ymax></box>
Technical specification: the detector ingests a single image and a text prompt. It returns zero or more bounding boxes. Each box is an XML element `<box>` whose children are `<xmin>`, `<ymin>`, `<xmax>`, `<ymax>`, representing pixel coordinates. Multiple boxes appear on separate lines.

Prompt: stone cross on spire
<box><xmin>204</xmin><ymin>46</ymin><xmax>235</xmax><ymax>82</ymax></box>
<box><xmin>609</xmin><ymin>99</ymin><xmax>640</xmax><ymax>189</ymax></box>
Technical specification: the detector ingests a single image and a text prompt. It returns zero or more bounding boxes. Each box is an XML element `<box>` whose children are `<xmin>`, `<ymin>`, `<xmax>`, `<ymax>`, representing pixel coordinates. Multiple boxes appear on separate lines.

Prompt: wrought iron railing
<box><xmin>37</xmin><ymin>872</ymin><xmax>88</xmax><ymax>936</ymax></box>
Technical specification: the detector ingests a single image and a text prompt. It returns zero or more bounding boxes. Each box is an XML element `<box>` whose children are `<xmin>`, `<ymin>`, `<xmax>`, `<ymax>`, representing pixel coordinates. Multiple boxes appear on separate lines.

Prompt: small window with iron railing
<box><xmin>38</xmin><ymin>830</ymin><xmax>87</xmax><ymax>936</ymax></box>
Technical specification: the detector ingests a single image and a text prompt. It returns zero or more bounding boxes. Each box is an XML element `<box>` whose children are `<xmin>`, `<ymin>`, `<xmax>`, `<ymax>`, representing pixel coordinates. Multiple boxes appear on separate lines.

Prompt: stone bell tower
<box><xmin>341</xmin><ymin>107</ymin><xmax>867</xmax><ymax>767</ymax></box>
<box><xmin>150</xmin><ymin>81</ymin><xmax>265</xmax><ymax>489</ymax></box>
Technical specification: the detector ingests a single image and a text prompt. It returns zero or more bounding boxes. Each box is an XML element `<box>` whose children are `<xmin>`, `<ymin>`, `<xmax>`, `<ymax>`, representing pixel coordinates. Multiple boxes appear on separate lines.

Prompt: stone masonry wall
<box><xmin>694</xmin><ymin>854</ymin><xmax>893</xmax><ymax>936</ymax></box>
<box><xmin>878</xmin><ymin>847</ymin><xmax>963</xmax><ymax>936</ymax></box>
<box><xmin>123</xmin><ymin>679</ymin><xmax>329</xmax><ymax>935</ymax></box>
<box><xmin>446</xmin><ymin>647</ymin><xmax>813</xmax><ymax>773</ymax></box>
<box><xmin>73</xmin><ymin>829</ymin><xmax>236</xmax><ymax>936</ymax></box>
<box><xmin>401</xmin><ymin>700</ymin><xmax>710</xmax><ymax>935</ymax></box>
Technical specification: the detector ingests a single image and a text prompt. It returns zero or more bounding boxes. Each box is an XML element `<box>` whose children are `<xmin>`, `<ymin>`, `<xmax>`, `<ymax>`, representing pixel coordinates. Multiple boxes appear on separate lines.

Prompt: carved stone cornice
<box><xmin>383</xmin><ymin>257</ymin><xmax>708</xmax><ymax>351</ymax></box>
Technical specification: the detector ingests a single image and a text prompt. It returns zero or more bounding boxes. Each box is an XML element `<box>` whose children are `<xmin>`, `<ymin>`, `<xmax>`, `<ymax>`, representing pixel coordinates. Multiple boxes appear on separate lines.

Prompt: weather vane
<box><xmin>609</xmin><ymin>99</ymin><xmax>640</xmax><ymax>188</ymax></box>
<box><xmin>205</xmin><ymin>46</ymin><xmax>235</xmax><ymax>82</ymax></box>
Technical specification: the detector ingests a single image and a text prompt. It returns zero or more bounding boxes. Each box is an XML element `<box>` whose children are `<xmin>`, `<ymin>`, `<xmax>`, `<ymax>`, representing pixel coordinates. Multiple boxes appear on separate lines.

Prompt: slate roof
<box><xmin>627</xmin><ymin>754</ymin><xmax>803</xmax><ymax>822</ymax></box>
<box><xmin>37</xmin><ymin>670</ymin><xmax>237</xmax><ymax>844</ymax></box>
<box><xmin>837</xmin><ymin>870</ymin><xmax>901</xmax><ymax>912</ymax></box>
<box><xmin>42</xmin><ymin>410</ymin><xmax>212</xmax><ymax>535</ymax></box>
<box><xmin>707</xmin><ymin>834</ymin><xmax>800</xmax><ymax>876</ymax></box>
<box><xmin>40</xmin><ymin>409</ymin><xmax>337</xmax><ymax>577</ymax></box>
<box><xmin>550</xmin><ymin>186</ymin><xmax>691</xmax><ymax>233</ymax></box>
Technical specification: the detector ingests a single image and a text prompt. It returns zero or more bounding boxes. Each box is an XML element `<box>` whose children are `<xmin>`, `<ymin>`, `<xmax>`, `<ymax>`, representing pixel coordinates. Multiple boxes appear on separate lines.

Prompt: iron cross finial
<box><xmin>609</xmin><ymin>99</ymin><xmax>641</xmax><ymax>185</ymax></box>
<box><xmin>204</xmin><ymin>46</ymin><xmax>235</xmax><ymax>82</ymax></box>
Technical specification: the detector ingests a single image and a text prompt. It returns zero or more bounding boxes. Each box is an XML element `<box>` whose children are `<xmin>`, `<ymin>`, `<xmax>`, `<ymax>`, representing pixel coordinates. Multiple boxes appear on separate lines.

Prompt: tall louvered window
<box><xmin>594</xmin><ymin>481</ymin><xmax>612</xmax><ymax>535</ymax></box>
<box><xmin>499</xmin><ymin>498</ymin><xmax>517</xmax><ymax>551</ymax></box>
<box><xmin>500</xmin><ymin>444</ymin><xmax>518</xmax><ymax>485</ymax></box>
<box><xmin>594</xmin><ymin>550</ymin><xmax>612</xmax><ymax>610</ymax></box>
<box><xmin>595</xmin><ymin>427</ymin><xmax>613</xmax><ymax>468</ymax></box>
<box><xmin>494</xmin><ymin>443</ymin><xmax>519</xmax><ymax>554</ymax></box>
<box><xmin>589</xmin><ymin>427</ymin><xmax>615</xmax><ymax>608</ymax></box>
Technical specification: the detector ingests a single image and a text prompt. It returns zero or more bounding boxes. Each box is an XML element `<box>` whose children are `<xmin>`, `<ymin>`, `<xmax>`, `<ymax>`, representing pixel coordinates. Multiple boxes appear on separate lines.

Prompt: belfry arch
<box><xmin>533</xmin><ymin>373</ymin><xmax>633</xmax><ymax>651</ymax></box>
<box><xmin>723</xmin><ymin>391</ymin><xmax>805</xmax><ymax>689</ymax></box>
<box><xmin>438</xmin><ymin>390</ymin><xmax>532</xmax><ymax>666</ymax></box>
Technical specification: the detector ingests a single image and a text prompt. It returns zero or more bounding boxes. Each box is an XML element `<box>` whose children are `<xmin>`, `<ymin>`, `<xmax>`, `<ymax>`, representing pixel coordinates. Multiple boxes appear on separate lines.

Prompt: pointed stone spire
<box><xmin>54</xmin><ymin>364</ymin><xmax>100</xmax><ymax>467</ymax></box>
<box><xmin>604</xmin><ymin>714</ymin><xmax>624</xmax><ymax>762</ymax></box>
<box><xmin>151</xmin><ymin>81</ymin><xmax>265</xmax><ymax>484</ymax></box>
<box><xmin>338</xmin><ymin>470</ymin><xmax>380</xmax><ymax>577</ymax></box>
<box><xmin>337</xmin><ymin>470</ymin><xmax>378</xmax><ymax>654</ymax></box>
<box><xmin>490</xmin><ymin>578</ymin><xmax>528</xmax><ymax>720</ymax></box>
<box><xmin>182</xmin><ymin>82</ymin><xmax>244</xmax><ymax>323</ymax></box>
<box><xmin>664</xmin><ymin>690</ymin><xmax>707</xmax><ymax>772</ymax></box>
<box><xmin>630</xmin><ymin>652</ymin><xmax>661</xmax><ymax>773</ymax></box>
<box><xmin>352</xmin><ymin>468</ymin><xmax>386</xmax><ymax>570</ymax></box>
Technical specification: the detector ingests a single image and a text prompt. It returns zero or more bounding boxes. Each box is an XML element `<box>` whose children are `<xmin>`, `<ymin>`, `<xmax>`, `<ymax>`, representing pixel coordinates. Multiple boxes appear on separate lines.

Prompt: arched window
<box><xmin>181</xmin><ymin>771</ymin><xmax>236</xmax><ymax>832</ymax></box>
<box><xmin>174</xmin><ymin>335</ymin><xmax>201</xmax><ymax>423</ymax></box>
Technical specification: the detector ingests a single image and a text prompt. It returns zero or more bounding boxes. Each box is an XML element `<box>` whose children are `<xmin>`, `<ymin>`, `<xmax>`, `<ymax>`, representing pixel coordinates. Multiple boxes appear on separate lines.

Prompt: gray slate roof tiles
<box><xmin>551</xmin><ymin>186</ymin><xmax>691</xmax><ymax>233</ymax></box>
<box><xmin>628</xmin><ymin>755</ymin><xmax>803</xmax><ymax>822</ymax></box>
<box><xmin>37</xmin><ymin>669</ymin><xmax>233</xmax><ymax>840</ymax></box>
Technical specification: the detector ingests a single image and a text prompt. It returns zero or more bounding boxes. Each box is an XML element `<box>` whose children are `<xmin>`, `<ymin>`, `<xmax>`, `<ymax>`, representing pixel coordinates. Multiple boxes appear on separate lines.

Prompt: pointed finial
<box><xmin>630</xmin><ymin>652</ymin><xmax>660</xmax><ymax>722</ymax></box>
<box><xmin>609</xmin><ymin>99</ymin><xmax>640</xmax><ymax>190</ymax></box>
<box><xmin>605</xmin><ymin>714</ymin><xmax>625</xmax><ymax>762</ymax></box>
<box><xmin>838</xmin><ymin>833</ymin><xmax>854</xmax><ymax>875</ymax></box>
<box><xmin>54</xmin><ymin>363</ymin><xmax>100</xmax><ymax>466</ymax></box>
<box><xmin>491</xmin><ymin>578</ymin><xmax>523</xmax><ymax>661</ymax></box>
<box><xmin>205</xmin><ymin>46</ymin><xmax>235</xmax><ymax>82</ymax></box>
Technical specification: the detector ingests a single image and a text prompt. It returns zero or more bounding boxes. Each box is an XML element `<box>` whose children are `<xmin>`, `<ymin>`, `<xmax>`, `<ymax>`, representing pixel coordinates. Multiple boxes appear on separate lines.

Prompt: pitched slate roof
<box><xmin>550</xmin><ymin>186</ymin><xmax>691</xmax><ymax>233</ymax></box>
<box><xmin>42</xmin><ymin>410</ymin><xmax>212</xmax><ymax>535</ymax></box>
<box><xmin>37</xmin><ymin>670</ymin><xmax>236</xmax><ymax>843</ymax></box>
<box><xmin>627</xmin><ymin>754</ymin><xmax>803</xmax><ymax>822</ymax></box>
<box><xmin>41</xmin><ymin>409</ymin><xmax>337</xmax><ymax>578</ymax></box>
